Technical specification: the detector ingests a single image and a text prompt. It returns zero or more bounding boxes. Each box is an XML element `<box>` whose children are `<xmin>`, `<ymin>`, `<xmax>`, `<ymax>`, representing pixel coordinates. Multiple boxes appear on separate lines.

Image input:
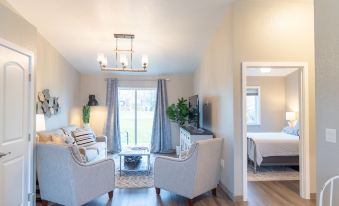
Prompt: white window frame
<box><xmin>246</xmin><ymin>86</ymin><xmax>261</xmax><ymax>126</ymax></box>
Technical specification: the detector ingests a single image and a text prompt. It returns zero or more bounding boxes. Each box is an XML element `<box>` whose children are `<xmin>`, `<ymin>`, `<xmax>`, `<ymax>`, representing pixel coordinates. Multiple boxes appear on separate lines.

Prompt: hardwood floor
<box><xmin>37</xmin><ymin>181</ymin><xmax>315</xmax><ymax>206</ymax></box>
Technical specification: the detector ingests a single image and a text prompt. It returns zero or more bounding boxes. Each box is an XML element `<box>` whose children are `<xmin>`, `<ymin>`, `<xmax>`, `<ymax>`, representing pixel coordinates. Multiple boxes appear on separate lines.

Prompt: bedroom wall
<box><xmin>195</xmin><ymin>0</ymin><xmax>315</xmax><ymax>198</ymax></box>
<box><xmin>285</xmin><ymin>71</ymin><xmax>300</xmax><ymax>116</ymax></box>
<box><xmin>315</xmin><ymin>0</ymin><xmax>339</xmax><ymax>204</ymax></box>
<box><xmin>78</xmin><ymin>73</ymin><xmax>194</xmax><ymax>149</ymax></box>
<box><xmin>247</xmin><ymin>76</ymin><xmax>286</xmax><ymax>132</ymax></box>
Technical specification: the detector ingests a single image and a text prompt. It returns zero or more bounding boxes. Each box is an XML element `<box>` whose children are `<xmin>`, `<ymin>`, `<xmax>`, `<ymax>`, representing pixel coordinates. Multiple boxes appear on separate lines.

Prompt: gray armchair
<box><xmin>37</xmin><ymin>143</ymin><xmax>115</xmax><ymax>206</ymax></box>
<box><xmin>154</xmin><ymin>138</ymin><xmax>223</xmax><ymax>206</ymax></box>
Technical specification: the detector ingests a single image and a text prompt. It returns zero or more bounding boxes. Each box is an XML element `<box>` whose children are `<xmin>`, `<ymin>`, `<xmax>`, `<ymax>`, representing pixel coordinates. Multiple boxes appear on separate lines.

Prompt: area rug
<box><xmin>248</xmin><ymin>166</ymin><xmax>299</xmax><ymax>181</ymax></box>
<box><xmin>111</xmin><ymin>154</ymin><xmax>154</xmax><ymax>189</ymax></box>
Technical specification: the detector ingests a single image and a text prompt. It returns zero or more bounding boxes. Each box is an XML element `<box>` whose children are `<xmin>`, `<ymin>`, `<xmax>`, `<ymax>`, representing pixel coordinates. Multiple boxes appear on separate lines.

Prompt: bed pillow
<box><xmin>282</xmin><ymin>122</ymin><xmax>299</xmax><ymax>136</ymax></box>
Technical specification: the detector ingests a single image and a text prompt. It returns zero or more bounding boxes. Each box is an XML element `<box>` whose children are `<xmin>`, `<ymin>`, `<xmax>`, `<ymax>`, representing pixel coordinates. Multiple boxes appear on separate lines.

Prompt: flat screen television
<box><xmin>188</xmin><ymin>95</ymin><xmax>200</xmax><ymax>128</ymax></box>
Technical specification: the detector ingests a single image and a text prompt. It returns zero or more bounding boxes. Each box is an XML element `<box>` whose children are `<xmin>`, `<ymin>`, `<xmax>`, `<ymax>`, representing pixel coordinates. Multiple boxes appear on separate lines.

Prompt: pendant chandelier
<box><xmin>97</xmin><ymin>34</ymin><xmax>148</xmax><ymax>72</ymax></box>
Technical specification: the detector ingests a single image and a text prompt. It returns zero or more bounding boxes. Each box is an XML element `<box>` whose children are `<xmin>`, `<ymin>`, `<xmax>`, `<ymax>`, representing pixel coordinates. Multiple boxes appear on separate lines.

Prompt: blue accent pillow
<box><xmin>282</xmin><ymin>122</ymin><xmax>299</xmax><ymax>136</ymax></box>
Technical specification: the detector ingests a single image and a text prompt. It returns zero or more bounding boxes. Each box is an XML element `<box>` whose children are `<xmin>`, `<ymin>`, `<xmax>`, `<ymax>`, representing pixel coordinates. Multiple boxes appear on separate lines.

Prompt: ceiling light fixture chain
<box><xmin>97</xmin><ymin>33</ymin><xmax>148</xmax><ymax>72</ymax></box>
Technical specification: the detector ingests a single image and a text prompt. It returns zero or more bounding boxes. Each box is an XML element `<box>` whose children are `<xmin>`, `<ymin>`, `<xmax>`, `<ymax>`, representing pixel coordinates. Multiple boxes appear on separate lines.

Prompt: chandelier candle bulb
<box><xmin>120</xmin><ymin>55</ymin><xmax>128</xmax><ymax>67</ymax></box>
<box><xmin>142</xmin><ymin>55</ymin><xmax>149</xmax><ymax>68</ymax></box>
<box><xmin>97</xmin><ymin>53</ymin><xmax>107</xmax><ymax>67</ymax></box>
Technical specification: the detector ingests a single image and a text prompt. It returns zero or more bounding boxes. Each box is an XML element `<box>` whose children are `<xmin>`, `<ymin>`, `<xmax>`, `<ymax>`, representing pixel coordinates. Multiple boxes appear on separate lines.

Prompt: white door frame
<box><xmin>0</xmin><ymin>38</ymin><xmax>35</xmax><ymax>205</ymax></box>
<box><xmin>241</xmin><ymin>62</ymin><xmax>310</xmax><ymax>200</ymax></box>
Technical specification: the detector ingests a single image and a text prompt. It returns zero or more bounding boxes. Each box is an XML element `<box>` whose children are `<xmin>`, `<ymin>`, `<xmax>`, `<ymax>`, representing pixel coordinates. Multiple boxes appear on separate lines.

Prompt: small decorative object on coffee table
<box><xmin>124</xmin><ymin>156</ymin><xmax>142</xmax><ymax>168</ymax></box>
<box><xmin>118</xmin><ymin>147</ymin><xmax>151</xmax><ymax>176</ymax></box>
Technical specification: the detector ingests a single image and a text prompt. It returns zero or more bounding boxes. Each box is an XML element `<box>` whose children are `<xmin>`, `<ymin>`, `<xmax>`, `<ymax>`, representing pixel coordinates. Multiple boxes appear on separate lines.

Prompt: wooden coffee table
<box><xmin>118</xmin><ymin>147</ymin><xmax>151</xmax><ymax>176</ymax></box>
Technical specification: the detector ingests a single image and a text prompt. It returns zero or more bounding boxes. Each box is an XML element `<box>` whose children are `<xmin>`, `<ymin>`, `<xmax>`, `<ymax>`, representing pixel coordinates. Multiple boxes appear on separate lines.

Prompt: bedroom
<box><xmin>245</xmin><ymin>67</ymin><xmax>301</xmax><ymax>183</ymax></box>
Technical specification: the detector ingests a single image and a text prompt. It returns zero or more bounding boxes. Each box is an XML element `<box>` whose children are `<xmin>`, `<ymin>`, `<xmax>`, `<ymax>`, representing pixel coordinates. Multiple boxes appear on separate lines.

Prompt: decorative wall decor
<box><xmin>37</xmin><ymin>89</ymin><xmax>60</xmax><ymax>118</ymax></box>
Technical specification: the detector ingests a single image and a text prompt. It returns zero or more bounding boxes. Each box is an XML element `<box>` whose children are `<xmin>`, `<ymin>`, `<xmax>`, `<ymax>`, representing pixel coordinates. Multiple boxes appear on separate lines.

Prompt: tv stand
<box><xmin>179</xmin><ymin>126</ymin><xmax>213</xmax><ymax>151</ymax></box>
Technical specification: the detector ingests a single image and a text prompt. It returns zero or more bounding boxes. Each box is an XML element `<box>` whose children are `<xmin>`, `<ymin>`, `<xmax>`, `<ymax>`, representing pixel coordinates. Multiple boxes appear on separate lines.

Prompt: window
<box><xmin>246</xmin><ymin>87</ymin><xmax>261</xmax><ymax>125</ymax></box>
<box><xmin>119</xmin><ymin>88</ymin><xmax>156</xmax><ymax>147</ymax></box>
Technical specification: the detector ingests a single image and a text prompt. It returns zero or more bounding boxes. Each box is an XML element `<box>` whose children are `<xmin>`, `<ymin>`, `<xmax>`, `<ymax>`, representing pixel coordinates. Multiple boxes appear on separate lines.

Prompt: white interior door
<box><xmin>0</xmin><ymin>41</ymin><xmax>31</xmax><ymax>206</ymax></box>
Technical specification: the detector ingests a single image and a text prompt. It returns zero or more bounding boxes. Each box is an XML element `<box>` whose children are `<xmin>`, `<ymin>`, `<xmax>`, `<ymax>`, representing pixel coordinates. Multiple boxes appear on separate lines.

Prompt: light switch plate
<box><xmin>326</xmin><ymin>129</ymin><xmax>336</xmax><ymax>143</ymax></box>
<box><xmin>220</xmin><ymin>159</ymin><xmax>224</xmax><ymax>168</ymax></box>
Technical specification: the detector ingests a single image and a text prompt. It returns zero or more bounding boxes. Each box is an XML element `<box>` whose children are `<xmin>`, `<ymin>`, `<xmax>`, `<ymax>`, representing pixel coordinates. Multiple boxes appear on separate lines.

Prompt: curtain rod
<box><xmin>104</xmin><ymin>78</ymin><xmax>170</xmax><ymax>81</ymax></box>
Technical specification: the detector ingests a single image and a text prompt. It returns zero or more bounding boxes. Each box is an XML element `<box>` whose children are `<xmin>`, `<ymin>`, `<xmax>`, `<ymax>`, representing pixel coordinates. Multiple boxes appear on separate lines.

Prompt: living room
<box><xmin>3</xmin><ymin>0</ymin><xmax>339</xmax><ymax>205</ymax></box>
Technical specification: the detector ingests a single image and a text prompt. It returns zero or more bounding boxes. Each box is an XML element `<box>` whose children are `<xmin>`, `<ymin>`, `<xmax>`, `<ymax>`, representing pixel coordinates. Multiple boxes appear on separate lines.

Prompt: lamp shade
<box><xmin>286</xmin><ymin>112</ymin><xmax>297</xmax><ymax>121</ymax></box>
<box><xmin>36</xmin><ymin>114</ymin><xmax>46</xmax><ymax>132</ymax></box>
<box><xmin>88</xmin><ymin>95</ymin><xmax>98</xmax><ymax>106</ymax></box>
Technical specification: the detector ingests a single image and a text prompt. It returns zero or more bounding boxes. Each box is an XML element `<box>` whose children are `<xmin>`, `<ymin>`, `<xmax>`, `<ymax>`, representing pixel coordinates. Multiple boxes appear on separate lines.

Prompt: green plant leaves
<box><xmin>82</xmin><ymin>105</ymin><xmax>91</xmax><ymax>124</ymax></box>
<box><xmin>166</xmin><ymin>97</ymin><xmax>189</xmax><ymax>126</ymax></box>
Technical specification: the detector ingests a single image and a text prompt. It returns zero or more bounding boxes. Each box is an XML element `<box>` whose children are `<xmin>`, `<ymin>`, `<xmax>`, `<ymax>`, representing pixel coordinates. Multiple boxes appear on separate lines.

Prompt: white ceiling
<box><xmin>6</xmin><ymin>0</ymin><xmax>231</xmax><ymax>75</ymax></box>
<box><xmin>246</xmin><ymin>68</ymin><xmax>299</xmax><ymax>77</ymax></box>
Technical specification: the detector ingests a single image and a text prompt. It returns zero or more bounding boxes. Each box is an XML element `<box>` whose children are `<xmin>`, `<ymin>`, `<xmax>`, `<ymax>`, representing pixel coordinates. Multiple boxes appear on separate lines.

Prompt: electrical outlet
<box><xmin>220</xmin><ymin>159</ymin><xmax>224</xmax><ymax>168</ymax></box>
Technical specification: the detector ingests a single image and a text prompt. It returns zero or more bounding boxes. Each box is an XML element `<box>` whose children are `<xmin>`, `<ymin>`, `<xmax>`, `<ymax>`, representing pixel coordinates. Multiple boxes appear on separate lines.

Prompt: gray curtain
<box><xmin>104</xmin><ymin>78</ymin><xmax>121</xmax><ymax>153</ymax></box>
<box><xmin>151</xmin><ymin>79</ymin><xmax>172</xmax><ymax>153</ymax></box>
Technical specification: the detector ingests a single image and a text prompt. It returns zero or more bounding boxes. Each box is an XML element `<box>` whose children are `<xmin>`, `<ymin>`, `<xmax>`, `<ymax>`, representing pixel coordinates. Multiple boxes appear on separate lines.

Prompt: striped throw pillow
<box><xmin>72</xmin><ymin>128</ymin><xmax>96</xmax><ymax>147</ymax></box>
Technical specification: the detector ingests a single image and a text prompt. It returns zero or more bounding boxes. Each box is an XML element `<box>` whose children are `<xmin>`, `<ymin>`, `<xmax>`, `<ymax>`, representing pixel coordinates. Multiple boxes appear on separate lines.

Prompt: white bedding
<box><xmin>247</xmin><ymin>132</ymin><xmax>299</xmax><ymax>166</ymax></box>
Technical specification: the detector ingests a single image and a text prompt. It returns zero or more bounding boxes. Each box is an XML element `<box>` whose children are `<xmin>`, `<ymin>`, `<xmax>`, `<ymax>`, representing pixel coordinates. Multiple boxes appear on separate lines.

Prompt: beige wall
<box><xmin>36</xmin><ymin>34</ymin><xmax>81</xmax><ymax>130</ymax></box>
<box><xmin>0</xmin><ymin>1</ymin><xmax>37</xmax><ymax>54</ymax></box>
<box><xmin>247</xmin><ymin>76</ymin><xmax>286</xmax><ymax>132</ymax></box>
<box><xmin>78</xmin><ymin>73</ymin><xmax>194</xmax><ymax>148</ymax></box>
<box><xmin>195</xmin><ymin>0</ymin><xmax>315</xmax><ymax>197</ymax></box>
<box><xmin>315</xmin><ymin>0</ymin><xmax>339</xmax><ymax>204</ymax></box>
<box><xmin>0</xmin><ymin>1</ymin><xmax>81</xmax><ymax>131</ymax></box>
<box><xmin>194</xmin><ymin>5</ymin><xmax>235</xmax><ymax>196</ymax></box>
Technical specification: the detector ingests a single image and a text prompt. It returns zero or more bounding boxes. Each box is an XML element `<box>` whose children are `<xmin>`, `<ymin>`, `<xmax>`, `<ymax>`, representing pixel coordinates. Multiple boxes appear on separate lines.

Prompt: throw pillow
<box><xmin>51</xmin><ymin>134</ymin><xmax>67</xmax><ymax>144</ymax></box>
<box><xmin>282</xmin><ymin>122</ymin><xmax>300</xmax><ymax>136</ymax></box>
<box><xmin>65</xmin><ymin>135</ymin><xmax>76</xmax><ymax>145</ymax></box>
<box><xmin>72</xmin><ymin>128</ymin><xmax>96</xmax><ymax>147</ymax></box>
<box><xmin>70</xmin><ymin>145</ymin><xmax>86</xmax><ymax>163</ymax></box>
<box><xmin>179</xmin><ymin>143</ymin><xmax>197</xmax><ymax>159</ymax></box>
<box><xmin>51</xmin><ymin>134</ymin><xmax>76</xmax><ymax>145</ymax></box>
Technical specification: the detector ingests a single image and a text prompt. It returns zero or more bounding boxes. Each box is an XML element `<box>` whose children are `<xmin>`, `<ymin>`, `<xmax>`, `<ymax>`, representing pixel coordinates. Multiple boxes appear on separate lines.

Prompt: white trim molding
<box><xmin>241</xmin><ymin>62</ymin><xmax>310</xmax><ymax>201</ymax></box>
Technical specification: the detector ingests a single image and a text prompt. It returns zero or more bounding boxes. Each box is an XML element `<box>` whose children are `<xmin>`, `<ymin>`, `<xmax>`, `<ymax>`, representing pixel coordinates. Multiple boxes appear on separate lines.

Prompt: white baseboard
<box><xmin>219</xmin><ymin>182</ymin><xmax>243</xmax><ymax>202</ymax></box>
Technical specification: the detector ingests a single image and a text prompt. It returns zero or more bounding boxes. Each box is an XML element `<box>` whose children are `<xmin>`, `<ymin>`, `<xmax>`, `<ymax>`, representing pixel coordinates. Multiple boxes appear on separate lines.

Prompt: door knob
<box><xmin>0</xmin><ymin>152</ymin><xmax>11</xmax><ymax>158</ymax></box>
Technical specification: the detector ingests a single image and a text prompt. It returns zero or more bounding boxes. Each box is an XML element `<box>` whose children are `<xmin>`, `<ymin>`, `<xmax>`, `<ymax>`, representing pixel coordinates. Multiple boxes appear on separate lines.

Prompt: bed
<box><xmin>247</xmin><ymin>132</ymin><xmax>299</xmax><ymax>173</ymax></box>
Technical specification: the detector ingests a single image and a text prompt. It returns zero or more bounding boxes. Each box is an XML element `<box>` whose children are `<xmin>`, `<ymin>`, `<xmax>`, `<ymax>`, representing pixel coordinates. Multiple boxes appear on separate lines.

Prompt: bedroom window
<box><xmin>246</xmin><ymin>87</ymin><xmax>261</xmax><ymax>125</ymax></box>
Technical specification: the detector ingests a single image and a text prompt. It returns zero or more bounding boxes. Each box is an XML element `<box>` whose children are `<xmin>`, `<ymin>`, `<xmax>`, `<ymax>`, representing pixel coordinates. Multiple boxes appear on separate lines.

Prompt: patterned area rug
<box><xmin>111</xmin><ymin>154</ymin><xmax>155</xmax><ymax>189</ymax></box>
<box><xmin>248</xmin><ymin>165</ymin><xmax>299</xmax><ymax>181</ymax></box>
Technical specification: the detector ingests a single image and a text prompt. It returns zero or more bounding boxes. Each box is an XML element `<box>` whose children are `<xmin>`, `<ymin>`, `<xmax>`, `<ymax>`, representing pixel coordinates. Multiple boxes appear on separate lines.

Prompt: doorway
<box><xmin>0</xmin><ymin>38</ymin><xmax>34</xmax><ymax>205</ymax></box>
<box><xmin>242</xmin><ymin>62</ymin><xmax>310</xmax><ymax>200</ymax></box>
<box><xmin>118</xmin><ymin>88</ymin><xmax>156</xmax><ymax>147</ymax></box>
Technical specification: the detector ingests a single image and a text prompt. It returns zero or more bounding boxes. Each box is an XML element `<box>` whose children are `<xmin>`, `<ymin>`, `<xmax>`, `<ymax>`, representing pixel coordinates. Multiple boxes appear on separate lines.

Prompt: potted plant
<box><xmin>166</xmin><ymin>98</ymin><xmax>189</xmax><ymax>126</ymax></box>
<box><xmin>82</xmin><ymin>104</ymin><xmax>91</xmax><ymax>128</ymax></box>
